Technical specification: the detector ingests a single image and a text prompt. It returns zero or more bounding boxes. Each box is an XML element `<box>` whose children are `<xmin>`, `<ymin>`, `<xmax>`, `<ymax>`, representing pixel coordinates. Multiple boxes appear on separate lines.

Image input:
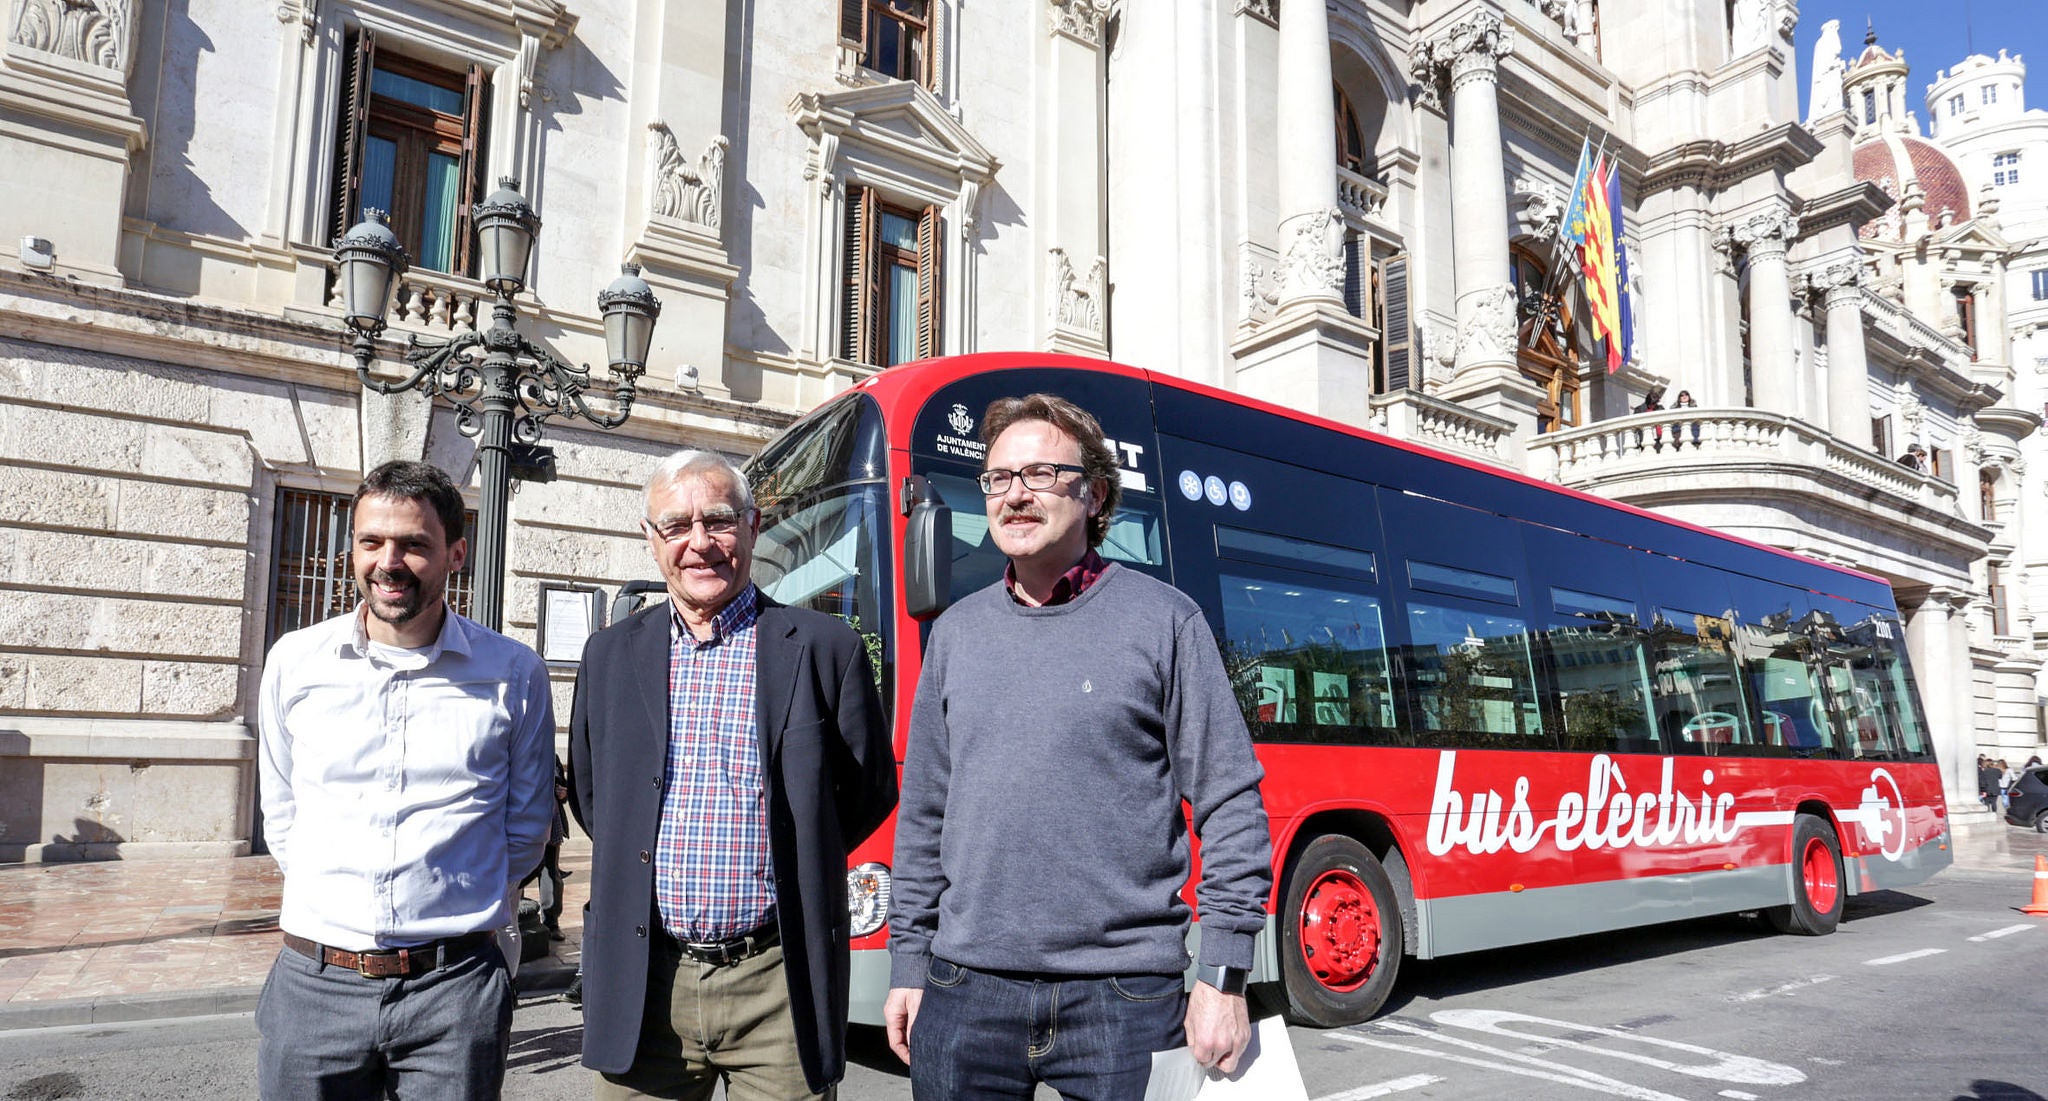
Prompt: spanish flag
<box><xmin>1580</xmin><ymin>156</ymin><xmax>1624</xmax><ymax>373</ymax></box>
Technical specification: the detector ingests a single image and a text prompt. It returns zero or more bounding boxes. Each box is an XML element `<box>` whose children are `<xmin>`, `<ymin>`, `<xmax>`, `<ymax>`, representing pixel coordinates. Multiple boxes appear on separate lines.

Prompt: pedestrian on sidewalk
<box><xmin>1979</xmin><ymin>756</ymin><xmax>2003</xmax><ymax>812</ymax></box>
<box><xmin>569</xmin><ymin>449</ymin><xmax>897</xmax><ymax>1099</ymax></box>
<box><xmin>883</xmin><ymin>394</ymin><xmax>1273</xmax><ymax>1097</ymax></box>
<box><xmin>255</xmin><ymin>461</ymin><xmax>557</xmax><ymax>1100</ymax></box>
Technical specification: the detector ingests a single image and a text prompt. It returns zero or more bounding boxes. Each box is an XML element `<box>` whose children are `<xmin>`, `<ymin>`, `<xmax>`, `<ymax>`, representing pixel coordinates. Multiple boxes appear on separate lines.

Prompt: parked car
<box><xmin>2006</xmin><ymin>765</ymin><xmax>2048</xmax><ymax>831</ymax></box>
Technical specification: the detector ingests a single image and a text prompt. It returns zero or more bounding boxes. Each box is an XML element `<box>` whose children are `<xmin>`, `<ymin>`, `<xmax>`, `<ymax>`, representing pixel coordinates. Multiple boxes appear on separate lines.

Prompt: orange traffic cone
<box><xmin>2024</xmin><ymin>855</ymin><xmax>2048</xmax><ymax>917</ymax></box>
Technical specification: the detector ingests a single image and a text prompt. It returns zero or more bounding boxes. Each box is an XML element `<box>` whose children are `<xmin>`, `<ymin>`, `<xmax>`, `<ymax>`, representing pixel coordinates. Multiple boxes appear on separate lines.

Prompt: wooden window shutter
<box><xmin>1378</xmin><ymin>253</ymin><xmax>1411</xmax><ymax>391</ymax></box>
<box><xmin>453</xmin><ymin>62</ymin><xmax>491</xmax><ymax>276</ymax></box>
<box><xmin>329</xmin><ymin>27</ymin><xmax>377</xmax><ymax>245</ymax></box>
<box><xmin>841</xmin><ymin>0</ymin><xmax>866</xmax><ymax>48</ymax></box>
<box><xmin>1341</xmin><ymin>231</ymin><xmax>1369</xmax><ymax>319</ymax></box>
<box><xmin>842</xmin><ymin>186</ymin><xmax>877</xmax><ymax>363</ymax></box>
<box><xmin>915</xmin><ymin>203</ymin><xmax>943</xmax><ymax>361</ymax></box>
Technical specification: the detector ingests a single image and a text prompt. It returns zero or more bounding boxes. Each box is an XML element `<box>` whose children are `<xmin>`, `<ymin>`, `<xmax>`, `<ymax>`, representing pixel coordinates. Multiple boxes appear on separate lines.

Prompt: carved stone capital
<box><xmin>276</xmin><ymin>0</ymin><xmax>316</xmax><ymax>46</ymax></box>
<box><xmin>1049</xmin><ymin>0</ymin><xmax>1112</xmax><ymax>46</ymax></box>
<box><xmin>1047</xmin><ymin>248</ymin><xmax>1108</xmax><ymax>339</ymax></box>
<box><xmin>1410</xmin><ymin>10</ymin><xmax>1513</xmax><ymax>108</ymax></box>
<box><xmin>10</xmin><ymin>0</ymin><xmax>134</xmax><ymax>75</ymax></box>
<box><xmin>1808</xmin><ymin>259</ymin><xmax>1863</xmax><ymax>309</ymax></box>
<box><xmin>1235</xmin><ymin>0</ymin><xmax>1277</xmax><ymax>27</ymax></box>
<box><xmin>1725</xmin><ymin>208</ymin><xmax>1799</xmax><ymax>262</ymax></box>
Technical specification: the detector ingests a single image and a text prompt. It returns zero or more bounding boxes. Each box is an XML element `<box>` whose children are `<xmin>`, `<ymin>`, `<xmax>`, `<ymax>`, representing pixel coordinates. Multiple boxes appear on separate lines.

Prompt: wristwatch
<box><xmin>1196</xmin><ymin>963</ymin><xmax>1249</xmax><ymax>996</ymax></box>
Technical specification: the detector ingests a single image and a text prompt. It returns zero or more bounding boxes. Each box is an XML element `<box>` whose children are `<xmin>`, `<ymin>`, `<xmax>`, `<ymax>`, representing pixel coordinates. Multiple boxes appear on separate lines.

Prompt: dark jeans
<box><xmin>908</xmin><ymin>958</ymin><xmax>1186</xmax><ymax>1101</ymax></box>
<box><xmin>256</xmin><ymin>938</ymin><xmax>513</xmax><ymax>1100</ymax></box>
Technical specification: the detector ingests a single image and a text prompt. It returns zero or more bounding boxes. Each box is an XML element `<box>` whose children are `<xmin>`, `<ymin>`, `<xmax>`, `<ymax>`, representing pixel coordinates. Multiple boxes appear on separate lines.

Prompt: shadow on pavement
<box><xmin>1953</xmin><ymin>1081</ymin><xmax>2046</xmax><ymax>1101</ymax></box>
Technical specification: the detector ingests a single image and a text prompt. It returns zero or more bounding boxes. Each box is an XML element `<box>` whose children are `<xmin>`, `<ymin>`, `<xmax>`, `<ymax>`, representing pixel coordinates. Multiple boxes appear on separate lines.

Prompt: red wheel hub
<box><xmin>1298</xmin><ymin>868</ymin><xmax>1381</xmax><ymax>992</ymax></box>
<box><xmin>1800</xmin><ymin>837</ymin><xmax>1840</xmax><ymax>913</ymax></box>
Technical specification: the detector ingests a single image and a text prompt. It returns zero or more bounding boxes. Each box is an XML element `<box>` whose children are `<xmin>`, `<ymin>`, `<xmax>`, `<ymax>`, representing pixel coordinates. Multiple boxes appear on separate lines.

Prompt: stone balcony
<box><xmin>1525</xmin><ymin>406</ymin><xmax>1989</xmax><ymax>581</ymax></box>
<box><xmin>1371</xmin><ymin>388</ymin><xmax>1516</xmax><ymax>466</ymax></box>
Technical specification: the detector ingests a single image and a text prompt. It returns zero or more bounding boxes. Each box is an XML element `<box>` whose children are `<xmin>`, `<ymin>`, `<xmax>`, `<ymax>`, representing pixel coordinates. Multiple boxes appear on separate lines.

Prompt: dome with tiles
<box><xmin>1852</xmin><ymin>133</ymin><xmax>1972</xmax><ymax>241</ymax></box>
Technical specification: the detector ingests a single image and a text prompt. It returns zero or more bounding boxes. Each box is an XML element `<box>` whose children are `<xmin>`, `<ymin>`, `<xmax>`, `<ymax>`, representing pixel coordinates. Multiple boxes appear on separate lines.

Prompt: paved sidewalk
<box><xmin>1</xmin><ymin>826</ymin><xmax>2042</xmax><ymax>1033</ymax></box>
<box><xmin>0</xmin><ymin>840</ymin><xmax>588</xmax><ymax>1031</ymax></box>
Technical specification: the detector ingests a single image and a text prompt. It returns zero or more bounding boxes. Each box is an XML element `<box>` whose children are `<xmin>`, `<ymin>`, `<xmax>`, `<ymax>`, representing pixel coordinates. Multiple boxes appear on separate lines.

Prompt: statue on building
<box><xmin>1808</xmin><ymin>19</ymin><xmax>1846</xmax><ymax>122</ymax></box>
<box><xmin>1730</xmin><ymin>0</ymin><xmax>1771</xmax><ymax>58</ymax></box>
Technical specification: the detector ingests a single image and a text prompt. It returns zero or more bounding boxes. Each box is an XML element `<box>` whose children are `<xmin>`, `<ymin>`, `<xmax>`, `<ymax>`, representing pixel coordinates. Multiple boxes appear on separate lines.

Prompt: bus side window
<box><xmin>1650</xmin><ymin>607</ymin><xmax>1754</xmax><ymax>754</ymax></box>
<box><xmin>1404</xmin><ymin>600</ymin><xmax>1548</xmax><ymax>749</ymax></box>
<box><xmin>1217</xmin><ymin>571</ymin><xmax>1399</xmax><ymax>746</ymax></box>
<box><xmin>1546</xmin><ymin>587</ymin><xmax>1660</xmax><ymax>755</ymax></box>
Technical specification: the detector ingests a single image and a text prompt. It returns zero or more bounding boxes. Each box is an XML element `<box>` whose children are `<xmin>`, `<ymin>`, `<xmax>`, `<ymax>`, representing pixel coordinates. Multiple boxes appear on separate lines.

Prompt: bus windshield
<box><xmin>745</xmin><ymin>393</ymin><xmax>893</xmax><ymax>711</ymax></box>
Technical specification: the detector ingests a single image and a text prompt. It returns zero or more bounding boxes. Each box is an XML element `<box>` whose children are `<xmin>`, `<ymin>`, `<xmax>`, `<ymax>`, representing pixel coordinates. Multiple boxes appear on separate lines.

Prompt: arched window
<box><xmin>1510</xmin><ymin>245</ymin><xmax>1582</xmax><ymax>432</ymax></box>
<box><xmin>1334</xmin><ymin>82</ymin><xmax>1368</xmax><ymax>175</ymax></box>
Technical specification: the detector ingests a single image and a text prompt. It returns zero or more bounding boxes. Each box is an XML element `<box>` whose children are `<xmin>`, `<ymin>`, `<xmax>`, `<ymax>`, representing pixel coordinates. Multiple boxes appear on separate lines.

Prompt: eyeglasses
<box><xmin>643</xmin><ymin>508</ymin><xmax>756</xmax><ymax>542</ymax></box>
<box><xmin>976</xmin><ymin>463</ymin><xmax>1087</xmax><ymax>496</ymax></box>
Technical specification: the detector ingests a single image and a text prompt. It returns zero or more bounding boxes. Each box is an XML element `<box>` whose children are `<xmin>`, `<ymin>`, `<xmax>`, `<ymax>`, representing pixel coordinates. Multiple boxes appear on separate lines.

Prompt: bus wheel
<box><xmin>1765</xmin><ymin>813</ymin><xmax>1844</xmax><ymax>936</ymax></box>
<box><xmin>1279</xmin><ymin>834</ymin><xmax>1403</xmax><ymax>1027</ymax></box>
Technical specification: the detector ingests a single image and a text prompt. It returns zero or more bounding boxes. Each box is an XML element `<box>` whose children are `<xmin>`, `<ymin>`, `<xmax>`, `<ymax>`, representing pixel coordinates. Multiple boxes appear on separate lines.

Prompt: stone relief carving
<box><xmin>1235</xmin><ymin>0</ymin><xmax>1276</xmax><ymax>26</ymax></box>
<box><xmin>803</xmin><ymin>132</ymin><xmax>842</xmax><ymax>197</ymax></box>
<box><xmin>1456</xmin><ymin>283</ymin><xmax>1518</xmax><ymax>365</ymax></box>
<box><xmin>10</xmin><ymin>0</ymin><xmax>132</xmax><ymax>72</ymax></box>
<box><xmin>1514</xmin><ymin>175</ymin><xmax>1565</xmax><ymax>240</ymax></box>
<box><xmin>1280</xmin><ymin>207</ymin><xmax>1345</xmax><ymax>301</ymax></box>
<box><xmin>276</xmin><ymin>0</ymin><xmax>316</xmax><ymax>46</ymax></box>
<box><xmin>1961</xmin><ymin>420</ymin><xmax>1984</xmax><ymax>462</ymax></box>
<box><xmin>1420</xmin><ymin>318</ymin><xmax>1459</xmax><ymax>383</ymax></box>
<box><xmin>648</xmin><ymin>123</ymin><xmax>728</xmax><ymax>234</ymax></box>
<box><xmin>1047</xmin><ymin>248</ymin><xmax>1107</xmax><ymax>337</ymax></box>
<box><xmin>1729</xmin><ymin>0</ymin><xmax>1770</xmax><ymax>56</ymax></box>
<box><xmin>1898</xmin><ymin>387</ymin><xmax>1925</xmax><ymax>432</ymax></box>
<box><xmin>1048</xmin><ymin>0</ymin><xmax>1112</xmax><ymax>45</ymax></box>
<box><xmin>1408</xmin><ymin>10</ymin><xmax>1512</xmax><ymax>111</ymax></box>
<box><xmin>1240</xmin><ymin>251</ymin><xmax>1279</xmax><ymax>323</ymax></box>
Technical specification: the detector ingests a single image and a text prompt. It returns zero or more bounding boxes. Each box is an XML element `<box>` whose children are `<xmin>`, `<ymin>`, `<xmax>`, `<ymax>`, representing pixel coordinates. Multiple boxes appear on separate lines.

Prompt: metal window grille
<box><xmin>266</xmin><ymin>488</ymin><xmax>476</xmax><ymax>646</ymax></box>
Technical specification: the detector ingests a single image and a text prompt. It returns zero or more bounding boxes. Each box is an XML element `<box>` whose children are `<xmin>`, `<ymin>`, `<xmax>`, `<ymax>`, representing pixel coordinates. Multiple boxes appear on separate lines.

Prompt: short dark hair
<box><xmin>355</xmin><ymin>461</ymin><xmax>466</xmax><ymax>543</ymax></box>
<box><xmin>981</xmin><ymin>393</ymin><xmax>1120</xmax><ymax>548</ymax></box>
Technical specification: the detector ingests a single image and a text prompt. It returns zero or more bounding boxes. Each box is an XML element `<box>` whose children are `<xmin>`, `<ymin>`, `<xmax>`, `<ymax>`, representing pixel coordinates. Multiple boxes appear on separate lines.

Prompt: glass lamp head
<box><xmin>335</xmin><ymin>209</ymin><xmax>409</xmax><ymax>334</ymax></box>
<box><xmin>598</xmin><ymin>263</ymin><xmax>662</xmax><ymax>375</ymax></box>
<box><xmin>471</xmin><ymin>177</ymin><xmax>541</xmax><ymax>295</ymax></box>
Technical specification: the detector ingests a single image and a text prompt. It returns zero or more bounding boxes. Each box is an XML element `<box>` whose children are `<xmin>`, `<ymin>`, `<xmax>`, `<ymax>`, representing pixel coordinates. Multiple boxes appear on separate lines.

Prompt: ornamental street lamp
<box><xmin>335</xmin><ymin>182</ymin><xmax>661</xmax><ymax>632</ymax></box>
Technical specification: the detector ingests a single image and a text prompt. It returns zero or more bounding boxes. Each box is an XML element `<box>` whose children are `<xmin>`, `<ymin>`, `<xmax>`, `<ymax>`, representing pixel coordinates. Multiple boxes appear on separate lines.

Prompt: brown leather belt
<box><xmin>282</xmin><ymin>931</ymin><xmax>494</xmax><ymax>979</ymax></box>
<box><xmin>665</xmin><ymin>922</ymin><xmax>779</xmax><ymax>967</ymax></box>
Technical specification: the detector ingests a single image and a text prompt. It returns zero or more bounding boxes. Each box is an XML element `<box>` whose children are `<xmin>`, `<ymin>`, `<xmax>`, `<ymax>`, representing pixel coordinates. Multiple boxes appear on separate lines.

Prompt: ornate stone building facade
<box><xmin>0</xmin><ymin>0</ymin><xmax>2036</xmax><ymax>858</ymax></box>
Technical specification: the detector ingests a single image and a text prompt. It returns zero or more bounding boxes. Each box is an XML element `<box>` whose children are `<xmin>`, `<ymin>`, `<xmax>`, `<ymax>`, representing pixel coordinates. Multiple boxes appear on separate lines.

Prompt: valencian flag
<box><xmin>1580</xmin><ymin>154</ymin><xmax>1625</xmax><ymax>372</ymax></box>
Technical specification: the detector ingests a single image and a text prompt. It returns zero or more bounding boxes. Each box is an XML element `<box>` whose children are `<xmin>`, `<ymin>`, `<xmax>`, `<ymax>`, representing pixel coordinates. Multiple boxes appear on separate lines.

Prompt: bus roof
<box><xmin>846</xmin><ymin>352</ymin><xmax>1893</xmax><ymax>593</ymax></box>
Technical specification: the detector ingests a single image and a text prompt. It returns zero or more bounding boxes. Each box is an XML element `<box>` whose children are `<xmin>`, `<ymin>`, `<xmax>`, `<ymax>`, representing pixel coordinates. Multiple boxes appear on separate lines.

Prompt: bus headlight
<box><xmin>847</xmin><ymin>862</ymin><xmax>892</xmax><ymax>938</ymax></box>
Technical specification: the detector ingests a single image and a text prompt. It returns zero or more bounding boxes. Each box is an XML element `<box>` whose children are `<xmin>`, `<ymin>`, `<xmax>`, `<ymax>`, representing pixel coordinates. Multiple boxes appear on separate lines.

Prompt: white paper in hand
<box><xmin>1142</xmin><ymin>1015</ymin><xmax>1309</xmax><ymax>1101</ymax></box>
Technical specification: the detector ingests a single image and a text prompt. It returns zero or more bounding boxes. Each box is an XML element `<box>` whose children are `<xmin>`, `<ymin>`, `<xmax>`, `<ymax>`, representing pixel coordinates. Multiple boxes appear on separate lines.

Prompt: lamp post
<box><xmin>335</xmin><ymin>180</ymin><xmax>662</xmax><ymax>631</ymax></box>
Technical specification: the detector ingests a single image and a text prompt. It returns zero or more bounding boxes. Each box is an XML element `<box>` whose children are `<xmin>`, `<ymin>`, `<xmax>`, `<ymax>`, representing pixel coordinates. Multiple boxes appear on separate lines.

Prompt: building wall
<box><xmin>1</xmin><ymin>0</ymin><xmax>2040</xmax><ymax>858</ymax></box>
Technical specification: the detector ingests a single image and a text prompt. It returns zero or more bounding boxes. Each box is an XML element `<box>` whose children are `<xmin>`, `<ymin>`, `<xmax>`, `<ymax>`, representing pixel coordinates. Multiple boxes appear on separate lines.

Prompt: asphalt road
<box><xmin>3</xmin><ymin>860</ymin><xmax>2044</xmax><ymax>1101</ymax></box>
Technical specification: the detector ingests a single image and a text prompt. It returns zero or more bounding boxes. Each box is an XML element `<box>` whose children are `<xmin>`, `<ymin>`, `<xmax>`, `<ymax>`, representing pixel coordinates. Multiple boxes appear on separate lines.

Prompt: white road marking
<box><xmin>1863</xmin><ymin>948</ymin><xmax>1947</xmax><ymax>965</ymax></box>
<box><xmin>1327</xmin><ymin>1027</ymin><xmax>1679</xmax><ymax>1096</ymax></box>
<box><xmin>1718</xmin><ymin>1092</ymin><xmax>1760</xmax><ymax>1100</ymax></box>
<box><xmin>1313</xmin><ymin>1073</ymin><xmax>1445</xmax><ymax>1100</ymax></box>
<box><xmin>1968</xmin><ymin>924</ymin><xmax>2035</xmax><ymax>942</ymax></box>
<box><xmin>1729</xmin><ymin>975</ymin><xmax>1836</xmax><ymax>1002</ymax></box>
<box><xmin>1429</xmin><ymin>1010</ymin><xmax>1805</xmax><ymax>1085</ymax></box>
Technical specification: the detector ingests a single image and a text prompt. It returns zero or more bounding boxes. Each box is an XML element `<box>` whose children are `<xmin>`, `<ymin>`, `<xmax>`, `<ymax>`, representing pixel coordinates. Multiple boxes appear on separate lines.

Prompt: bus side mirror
<box><xmin>902</xmin><ymin>475</ymin><xmax>952</xmax><ymax>620</ymax></box>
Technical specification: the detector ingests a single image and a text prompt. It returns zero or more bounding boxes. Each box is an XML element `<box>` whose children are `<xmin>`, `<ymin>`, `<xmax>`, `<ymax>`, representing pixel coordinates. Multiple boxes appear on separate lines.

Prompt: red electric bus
<box><xmin>740</xmin><ymin>352</ymin><xmax>1952</xmax><ymax>1027</ymax></box>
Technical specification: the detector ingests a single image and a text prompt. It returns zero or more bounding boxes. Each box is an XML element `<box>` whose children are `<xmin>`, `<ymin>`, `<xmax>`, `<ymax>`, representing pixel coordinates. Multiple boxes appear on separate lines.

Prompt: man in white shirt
<box><xmin>256</xmin><ymin>461</ymin><xmax>557</xmax><ymax>1100</ymax></box>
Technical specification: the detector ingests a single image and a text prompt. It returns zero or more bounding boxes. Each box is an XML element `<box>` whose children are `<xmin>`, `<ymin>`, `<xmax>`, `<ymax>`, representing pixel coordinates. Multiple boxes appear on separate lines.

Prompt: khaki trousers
<box><xmin>594</xmin><ymin>938</ymin><xmax>830</xmax><ymax>1101</ymax></box>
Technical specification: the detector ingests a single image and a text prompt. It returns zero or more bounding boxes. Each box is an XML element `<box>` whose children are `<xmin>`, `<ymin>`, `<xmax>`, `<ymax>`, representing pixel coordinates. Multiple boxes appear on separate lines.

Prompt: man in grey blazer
<box><xmin>569</xmin><ymin>449</ymin><xmax>896</xmax><ymax>1098</ymax></box>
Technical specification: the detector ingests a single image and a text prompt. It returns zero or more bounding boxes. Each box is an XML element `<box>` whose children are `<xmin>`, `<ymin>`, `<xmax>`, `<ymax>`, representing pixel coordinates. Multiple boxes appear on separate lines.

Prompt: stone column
<box><xmin>1273</xmin><ymin>0</ymin><xmax>1343</xmax><ymax>310</ymax></box>
<box><xmin>1041</xmin><ymin>0</ymin><xmax>1113</xmax><ymax>355</ymax></box>
<box><xmin>1727</xmin><ymin>208</ymin><xmax>1800</xmax><ymax>414</ymax></box>
<box><xmin>1810</xmin><ymin>259</ymin><xmax>1870</xmax><ymax>445</ymax></box>
<box><xmin>1905</xmin><ymin>589</ymin><xmax>1980</xmax><ymax>817</ymax></box>
<box><xmin>1411</xmin><ymin>11</ymin><xmax>1516</xmax><ymax>374</ymax></box>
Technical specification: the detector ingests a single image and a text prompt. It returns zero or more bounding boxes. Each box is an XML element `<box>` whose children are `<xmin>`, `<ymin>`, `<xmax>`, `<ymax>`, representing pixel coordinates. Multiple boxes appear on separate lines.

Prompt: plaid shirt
<box><xmin>1005</xmin><ymin>549</ymin><xmax>1110</xmax><ymax>607</ymax></box>
<box><xmin>653</xmin><ymin>585</ymin><xmax>776</xmax><ymax>941</ymax></box>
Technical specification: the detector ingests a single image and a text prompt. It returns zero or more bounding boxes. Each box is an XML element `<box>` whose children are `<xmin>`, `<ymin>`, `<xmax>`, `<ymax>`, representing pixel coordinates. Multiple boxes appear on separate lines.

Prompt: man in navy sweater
<box><xmin>884</xmin><ymin>393</ymin><xmax>1272</xmax><ymax>1099</ymax></box>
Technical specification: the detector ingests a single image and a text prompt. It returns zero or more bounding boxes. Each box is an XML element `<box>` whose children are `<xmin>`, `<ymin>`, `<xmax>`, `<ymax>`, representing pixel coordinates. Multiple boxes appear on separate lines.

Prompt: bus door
<box><xmin>903</xmin><ymin>366</ymin><xmax>1171</xmax><ymax>609</ymax></box>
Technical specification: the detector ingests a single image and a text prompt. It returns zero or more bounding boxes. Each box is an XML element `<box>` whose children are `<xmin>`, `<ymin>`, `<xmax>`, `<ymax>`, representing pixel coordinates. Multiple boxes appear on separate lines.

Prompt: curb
<box><xmin>0</xmin><ymin>957</ymin><xmax>581</xmax><ymax>1034</ymax></box>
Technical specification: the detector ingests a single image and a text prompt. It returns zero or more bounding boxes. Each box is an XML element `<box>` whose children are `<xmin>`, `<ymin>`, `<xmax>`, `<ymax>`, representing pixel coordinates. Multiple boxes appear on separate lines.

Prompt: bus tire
<box><xmin>1279</xmin><ymin>834</ymin><xmax>1403</xmax><ymax>1028</ymax></box>
<box><xmin>1764</xmin><ymin>813</ymin><xmax>1844</xmax><ymax>936</ymax></box>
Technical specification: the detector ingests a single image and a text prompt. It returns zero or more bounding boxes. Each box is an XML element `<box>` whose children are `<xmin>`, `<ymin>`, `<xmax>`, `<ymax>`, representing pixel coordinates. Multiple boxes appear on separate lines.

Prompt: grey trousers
<box><xmin>256</xmin><ymin>939</ymin><xmax>515</xmax><ymax>1100</ymax></box>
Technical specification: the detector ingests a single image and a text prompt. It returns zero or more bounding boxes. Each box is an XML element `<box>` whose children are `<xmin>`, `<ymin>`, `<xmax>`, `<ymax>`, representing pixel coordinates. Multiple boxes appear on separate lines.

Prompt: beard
<box><xmin>361</xmin><ymin>567</ymin><xmax>435</xmax><ymax>625</ymax></box>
